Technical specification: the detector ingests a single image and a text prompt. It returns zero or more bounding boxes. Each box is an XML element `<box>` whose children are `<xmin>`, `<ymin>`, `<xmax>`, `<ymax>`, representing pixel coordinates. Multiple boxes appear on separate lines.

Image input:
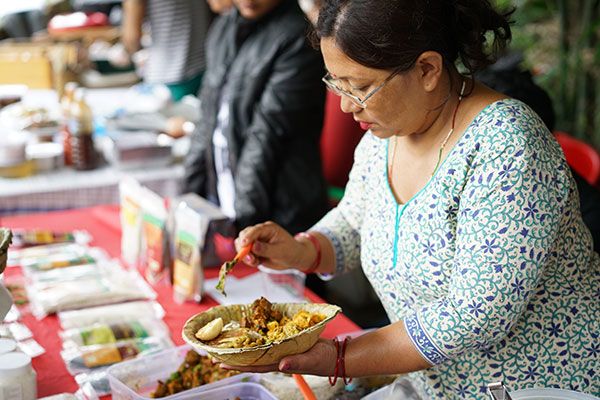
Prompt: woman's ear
<box><xmin>414</xmin><ymin>51</ymin><xmax>444</xmax><ymax>93</ymax></box>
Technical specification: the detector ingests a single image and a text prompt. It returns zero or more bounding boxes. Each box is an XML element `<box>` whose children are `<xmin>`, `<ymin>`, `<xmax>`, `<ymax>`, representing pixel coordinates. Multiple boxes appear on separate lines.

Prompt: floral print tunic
<box><xmin>313</xmin><ymin>99</ymin><xmax>600</xmax><ymax>399</ymax></box>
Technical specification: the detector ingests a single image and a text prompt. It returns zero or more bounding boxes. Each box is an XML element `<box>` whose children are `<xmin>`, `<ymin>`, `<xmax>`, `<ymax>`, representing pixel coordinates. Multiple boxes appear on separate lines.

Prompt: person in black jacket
<box><xmin>183</xmin><ymin>0</ymin><xmax>328</xmax><ymax>234</ymax></box>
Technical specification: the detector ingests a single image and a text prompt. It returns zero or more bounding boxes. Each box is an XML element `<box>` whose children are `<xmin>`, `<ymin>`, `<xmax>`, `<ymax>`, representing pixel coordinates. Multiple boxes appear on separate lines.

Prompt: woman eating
<box><xmin>228</xmin><ymin>0</ymin><xmax>600</xmax><ymax>397</ymax></box>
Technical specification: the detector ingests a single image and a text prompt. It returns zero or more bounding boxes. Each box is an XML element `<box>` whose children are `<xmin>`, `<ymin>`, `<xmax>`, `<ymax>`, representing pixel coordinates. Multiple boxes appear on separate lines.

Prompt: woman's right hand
<box><xmin>235</xmin><ymin>221</ymin><xmax>314</xmax><ymax>272</ymax></box>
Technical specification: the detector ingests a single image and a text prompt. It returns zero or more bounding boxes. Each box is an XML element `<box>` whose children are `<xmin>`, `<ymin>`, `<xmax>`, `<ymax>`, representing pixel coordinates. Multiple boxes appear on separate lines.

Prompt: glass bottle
<box><xmin>60</xmin><ymin>82</ymin><xmax>78</xmax><ymax>166</ymax></box>
<box><xmin>69</xmin><ymin>88</ymin><xmax>97</xmax><ymax>171</ymax></box>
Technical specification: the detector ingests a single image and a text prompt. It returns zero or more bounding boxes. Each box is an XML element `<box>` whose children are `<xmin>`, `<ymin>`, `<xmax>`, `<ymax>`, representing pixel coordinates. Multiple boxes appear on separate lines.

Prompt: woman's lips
<box><xmin>359</xmin><ymin>121</ymin><xmax>372</xmax><ymax>130</ymax></box>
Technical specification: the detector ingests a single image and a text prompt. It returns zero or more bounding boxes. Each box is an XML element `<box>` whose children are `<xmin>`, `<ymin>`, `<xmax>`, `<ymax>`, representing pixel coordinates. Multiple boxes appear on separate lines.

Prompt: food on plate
<box><xmin>150</xmin><ymin>350</ymin><xmax>238</xmax><ymax>398</ymax></box>
<box><xmin>182</xmin><ymin>298</ymin><xmax>341</xmax><ymax>366</ymax></box>
<box><xmin>197</xmin><ymin>297</ymin><xmax>325</xmax><ymax>349</ymax></box>
<box><xmin>194</xmin><ymin>317</ymin><xmax>223</xmax><ymax>341</ymax></box>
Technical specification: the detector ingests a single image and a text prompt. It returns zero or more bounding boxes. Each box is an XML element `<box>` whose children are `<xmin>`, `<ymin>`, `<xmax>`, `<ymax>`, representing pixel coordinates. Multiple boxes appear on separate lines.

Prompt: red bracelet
<box><xmin>329</xmin><ymin>337</ymin><xmax>340</xmax><ymax>386</ymax></box>
<box><xmin>328</xmin><ymin>336</ymin><xmax>352</xmax><ymax>386</ymax></box>
<box><xmin>294</xmin><ymin>232</ymin><xmax>321</xmax><ymax>274</ymax></box>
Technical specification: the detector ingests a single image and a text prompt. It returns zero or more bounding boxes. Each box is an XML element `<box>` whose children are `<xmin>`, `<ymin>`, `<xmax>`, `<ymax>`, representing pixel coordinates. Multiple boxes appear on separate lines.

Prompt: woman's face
<box><xmin>233</xmin><ymin>0</ymin><xmax>283</xmax><ymax>20</ymax></box>
<box><xmin>320</xmin><ymin>38</ymin><xmax>435</xmax><ymax>139</ymax></box>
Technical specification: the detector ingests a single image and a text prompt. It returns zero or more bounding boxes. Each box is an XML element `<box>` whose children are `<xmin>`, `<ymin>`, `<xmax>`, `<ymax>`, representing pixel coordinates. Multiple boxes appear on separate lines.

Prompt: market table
<box><xmin>1</xmin><ymin>205</ymin><xmax>360</xmax><ymax>397</ymax></box>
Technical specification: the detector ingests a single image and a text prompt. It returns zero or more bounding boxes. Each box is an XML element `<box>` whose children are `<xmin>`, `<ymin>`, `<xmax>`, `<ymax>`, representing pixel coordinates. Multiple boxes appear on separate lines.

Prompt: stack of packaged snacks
<box><xmin>57</xmin><ymin>302</ymin><xmax>172</xmax><ymax>396</ymax></box>
<box><xmin>10</xmin><ymin>229</ymin><xmax>91</xmax><ymax>249</ymax></box>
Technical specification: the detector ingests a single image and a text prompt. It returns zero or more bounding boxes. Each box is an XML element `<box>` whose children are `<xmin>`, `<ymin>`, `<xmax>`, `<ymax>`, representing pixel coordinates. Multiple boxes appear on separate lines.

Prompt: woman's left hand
<box><xmin>220</xmin><ymin>338</ymin><xmax>337</xmax><ymax>376</ymax></box>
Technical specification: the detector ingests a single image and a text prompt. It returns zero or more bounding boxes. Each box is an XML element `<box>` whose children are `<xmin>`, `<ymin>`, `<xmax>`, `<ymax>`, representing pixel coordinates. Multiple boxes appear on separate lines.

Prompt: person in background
<box><xmin>206</xmin><ymin>0</ymin><xmax>233</xmax><ymax>14</ymax></box>
<box><xmin>183</xmin><ymin>0</ymin><xmax>328</xmax><ymax>234</ymax></box>
<box><xmin>121</xmin><ymin>0</ymin><xmax>211</xmax><ymax>101</ymax></box>
<box><xmin>228</xmin><ymin>0</ymin><xmax>600</xmax><ymax>398</ymax></box>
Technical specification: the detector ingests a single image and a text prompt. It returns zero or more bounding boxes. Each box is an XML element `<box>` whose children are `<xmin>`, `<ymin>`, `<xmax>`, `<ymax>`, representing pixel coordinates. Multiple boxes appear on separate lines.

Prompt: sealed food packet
<box><xmin>140</xmin><ymin>187</ymin><xmax>170</xmax><ymax>285</ymax></box>
<box><xmin>172</xmin><ymin>196</ymin><xmax>211</xmax><ymax>304</ymax></box>
<box><xmin>61</xmin><ymin>336</ymin><xmax>174</xmax><ymax>375</ymax></box>
<box><xmin>19</xmin><ymin>246</ymin><xmax>108</xmax><ymax>274</ymax></box>
<box><xmin>58</xmin><ymin>301</ymin><xmax>165</xmax><ymax>330</ymax></box>
<box><xmin>60</xmin><ymin>317</ymin><xmax>170</xmax><ymax>348</ymax></box>
<box><xmin>27</xmin><ymin>260</ymin><xmax>156</xmax><ymax>319</ymax></box>
<box><xmin>10</xmin><ymin>229</ymin><xmax>91</xmax><ymax>249</ymax></box>
<box><xmin>119</xmin><ymin>178</ymin><xmax>144</xmax><ymax>268</ymax></box>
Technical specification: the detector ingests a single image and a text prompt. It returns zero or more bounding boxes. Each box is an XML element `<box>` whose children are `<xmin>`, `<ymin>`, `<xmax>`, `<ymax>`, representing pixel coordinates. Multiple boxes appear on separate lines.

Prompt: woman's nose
<box><xmin>340</xmin><ymin>95</ymin><xmax>361</xmax><ymax>114</ymax></box>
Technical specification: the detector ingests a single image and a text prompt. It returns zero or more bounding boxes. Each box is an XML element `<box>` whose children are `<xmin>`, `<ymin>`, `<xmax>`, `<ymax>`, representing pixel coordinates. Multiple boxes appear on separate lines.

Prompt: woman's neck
<box><xmin>402</xmin><ymin>72</ymin><xmax>467</xmax><ymax>155</ymax></box>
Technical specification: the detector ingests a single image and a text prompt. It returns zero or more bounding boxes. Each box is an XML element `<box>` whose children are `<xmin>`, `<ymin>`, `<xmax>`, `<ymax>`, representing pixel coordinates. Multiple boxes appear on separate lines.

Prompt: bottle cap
<box><xmin>0</xmin><ymin>352</ymin><xmax>32</xmax><ymax>378</ymax></box>
<box><xmin>0</xmin><ymin>338</ymin><xmax>16</xmax><ymax>355</ymax></box>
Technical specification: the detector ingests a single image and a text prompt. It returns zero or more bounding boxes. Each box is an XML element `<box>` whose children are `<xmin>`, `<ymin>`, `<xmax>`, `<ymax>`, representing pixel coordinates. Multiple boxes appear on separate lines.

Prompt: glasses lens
<box><xmin>322</xmin><ymin>76</ymin><xmax>366</xmax><ymax>108</ymax></box>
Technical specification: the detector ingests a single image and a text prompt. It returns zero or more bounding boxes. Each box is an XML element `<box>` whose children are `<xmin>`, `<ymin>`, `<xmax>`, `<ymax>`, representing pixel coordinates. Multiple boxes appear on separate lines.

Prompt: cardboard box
<box><xmin>0</xmin><ymin>42</ymin><xmax>78</xmax><ymax>90</ymax></box>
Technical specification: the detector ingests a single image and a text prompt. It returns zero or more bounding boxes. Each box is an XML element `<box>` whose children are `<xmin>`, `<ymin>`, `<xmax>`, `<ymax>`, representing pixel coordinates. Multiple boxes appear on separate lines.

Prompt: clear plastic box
<box><xmin>107</xmin><ymin>344</ymin><xmax>256</xmax><ymax>400</ymax></box>
<box><xmin>184</xmin><ymin>382</ymin><xmax>278</xmax><ymax>400</ymax></box>
<box><xmin>258</xmin><ymin>265</ymin><xmax>306</xmax><ymax>301</ymax></box>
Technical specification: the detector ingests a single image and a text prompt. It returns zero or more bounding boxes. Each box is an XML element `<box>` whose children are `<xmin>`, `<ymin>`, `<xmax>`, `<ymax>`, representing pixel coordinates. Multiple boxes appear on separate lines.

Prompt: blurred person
<box><xmin>121</xmin><ymin>0</ymin><xmax>211</xmax><ymax>101</ymax></box>
<box><xmin>206</xmin><ymin>0</ymin><xmax>234</xmax><ymax>14</ymax></box>
<box><xmin>162</xmin><ymin>0</ymin><xmax>233</xmax><ymax>138</ymax></box>
<box><xmin>183</xmin><ymin>0</ymin><xmax>328</xmax><ymax>234</ymax></box>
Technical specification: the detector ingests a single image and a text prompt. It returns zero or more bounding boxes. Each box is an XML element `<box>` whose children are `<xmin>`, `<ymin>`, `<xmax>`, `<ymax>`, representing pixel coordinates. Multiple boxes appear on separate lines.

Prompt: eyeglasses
<box><xmin>322</xmin><ymin>68</ymin><xmax>402</xmax><ymax>109</ymax></box>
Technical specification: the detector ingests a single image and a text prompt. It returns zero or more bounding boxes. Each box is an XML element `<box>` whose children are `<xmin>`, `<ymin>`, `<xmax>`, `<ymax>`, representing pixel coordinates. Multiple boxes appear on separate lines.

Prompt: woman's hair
<box><xmin>314</xmin><ymin>0</ymin><xmax>513</xmax><ymax>74</ymax></box>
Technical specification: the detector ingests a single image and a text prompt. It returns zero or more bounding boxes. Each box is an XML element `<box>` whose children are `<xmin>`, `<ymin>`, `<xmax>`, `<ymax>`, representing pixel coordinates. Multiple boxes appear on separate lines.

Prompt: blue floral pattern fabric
<box><xmin>313</xmin><ymin>99</ymin><xmax>600</xmax><ymax>399</ymax></box>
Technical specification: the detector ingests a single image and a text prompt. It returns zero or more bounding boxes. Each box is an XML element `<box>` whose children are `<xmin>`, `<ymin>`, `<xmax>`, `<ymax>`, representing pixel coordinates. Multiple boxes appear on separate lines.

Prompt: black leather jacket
<box><xmin>183</xmin><ymin>0</ymin><xmax>328</xmax><ymax>234</ymax></box>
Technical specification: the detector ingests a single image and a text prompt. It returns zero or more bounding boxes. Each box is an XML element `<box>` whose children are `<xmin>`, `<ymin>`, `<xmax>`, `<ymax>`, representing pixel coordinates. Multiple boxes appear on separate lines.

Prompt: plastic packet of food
<box><xmin>28</xmin><ymin>264</ymin><xmax>102</xmax><ymax>287</ymax></box>
<box><xmin>9</xmin><ymin>243</ymin><xmax>84</xmax><ymax>266</ymax></box>
<box><xmin>10</xmin><ymin>229</ymin><xmax>91</xmax><ymax>249</ymax></box>
<box><xmin>61</xmin><ymin>336</ymin><xmax>174</xmax><ymax>375</ymax></box>
<box><xmin>20</xmin><ymin>246</ymin><xmax>108</xmax><ymax>274</ymax></box>
<box><xmin>119</xmin><ymin>178</ymin><xmax>144</xmax><ymax>268</ymax></box>
<box><xmin>140</xmin><ymin>187</ymin><xmax>170</xmax><ymax>285</ymax></box>
<box><xmin>60</xmin><ymin>317</ymin><xmax>170</xmax><ymax>348</ymax></box>
<box><xmin>75</xmin><ymin>369</ymin><xmax>113</xmax><ymax>396</ymax></box>
<box><xmin>28</xmin><ymin>260</ymin><xmax>157</xmax><ymax>319</ymax></box>
<box><xmin>172</xmin><ymin>197</ymin><xmax>210</xmax><ymax>304</ymax></box>
<box><xmin>58</xmin><ymin>301</ymin><xmax>165</xmax><ymax>330</ymax></box>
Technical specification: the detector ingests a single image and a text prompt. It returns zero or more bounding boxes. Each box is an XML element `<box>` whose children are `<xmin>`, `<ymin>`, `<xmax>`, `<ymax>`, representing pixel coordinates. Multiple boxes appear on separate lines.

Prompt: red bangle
<box><xmin>329</xmin><ymin>337</ymin><xmax>340</xmax><ymax>386</ymax></box>
<box><xmin>294</xmin><ymin>232</ymin><xmax>321</xmax><ymax>274</ymax></box>
<box><xmin>328</xmin><ymin>336</ymin><xmax>352</xmax><ymax>386</ymax></box>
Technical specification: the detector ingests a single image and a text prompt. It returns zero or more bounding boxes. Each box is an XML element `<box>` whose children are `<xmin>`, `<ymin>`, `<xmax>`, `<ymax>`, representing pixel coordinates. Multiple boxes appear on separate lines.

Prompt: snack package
<box><xmin>140</xmin><ymin>187</ymin><xmax>170</xmax><ymax>285</ymax></box>
<box><xmin>10</xmin><ymin>229</ymin><xmax>91</xmax><ymax>249</ymax></box>
<box><xmin>10</xmin><ymin>243</ymin><xmax>106</xmax><ymax>270</ymax></box>
<box><xmin>171</xmin><ymin>197</ymin><xmax>210</xmax><ymax>304</ymax></box>
<box><xmin>20</xmin><ymin>246</ymin><xmax>108</xmax><ymax>276</ymax></box>
<box><xmin>60</xmin><ymin>318</ymin><xmax>169</xmax><ymax>348</ymax></box>
<box><xmin>27</xmin><ymin>260</ymin><xmax>156</xmax><ymax>318</ymax></box>
<box><xmin>173</xmin><ymin>193</ymin><xmax>235</xmax><ymax>268</ymax></box>
<box><xmin>61</xmin><ymin>336</ymin><xmax>174</xmax><ymax>375</ymax></box>
<box><xmin>119</xmin><ymin>178</ymin><xmax>145</xmax><ymax>268</ymax></box>
<box><xmin>58</xmin><ymin>301</ymin><xmax>165</xmax><ymax>330</ymax></box>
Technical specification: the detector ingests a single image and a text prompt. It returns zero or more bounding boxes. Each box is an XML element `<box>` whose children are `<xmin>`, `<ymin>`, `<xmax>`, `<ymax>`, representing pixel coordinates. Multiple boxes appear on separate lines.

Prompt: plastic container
<box><xmin>258</xmin><ymin>264</ymin><xmax>306</xmax><ymax>301</ymax></box>
<box><xmin>512</xmin><ymin>388</ymin><xmax>600</xmax><ymax>400</ymax></box>
<box><xmin>107</xmin><ymin>345</ymin><xmax>256</xmax><ymax>400</ymax></box>
<box><xmin>0</xmin><ymin>352</ymin><xmax>37</xmax><ymax>400</ymax></box>
<box><xmin>185</xmin><ymin>382</ymin><xmax>278</xmax><ymax>400</ymax></box>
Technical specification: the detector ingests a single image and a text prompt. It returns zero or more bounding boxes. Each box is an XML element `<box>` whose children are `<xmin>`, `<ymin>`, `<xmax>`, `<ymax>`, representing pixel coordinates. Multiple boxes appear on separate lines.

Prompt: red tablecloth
<box><xmin>1</xmin><ymin>205</ymin><xmax>360</xmax><ymax>397</ymax></box>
